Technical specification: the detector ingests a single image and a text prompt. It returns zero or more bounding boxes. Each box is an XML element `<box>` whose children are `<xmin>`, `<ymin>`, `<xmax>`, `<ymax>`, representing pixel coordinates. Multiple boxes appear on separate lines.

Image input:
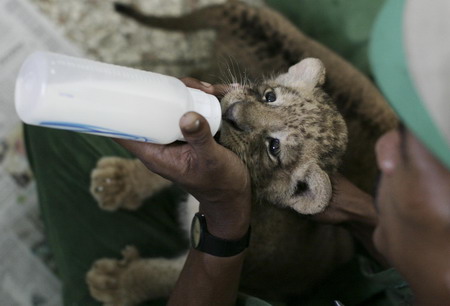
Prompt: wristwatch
<box><xmin>190</xmin><ymin>212</ymin><xmax>251</xmax><ymax>257</ymax></box>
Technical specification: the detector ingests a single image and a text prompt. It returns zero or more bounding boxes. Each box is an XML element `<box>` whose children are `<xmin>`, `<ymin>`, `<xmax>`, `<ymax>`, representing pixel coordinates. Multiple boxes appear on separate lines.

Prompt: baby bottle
<box><xmin>15</xmin><ymin>51</ymin><xmax>221</xmax><ymax>144</ymax></box>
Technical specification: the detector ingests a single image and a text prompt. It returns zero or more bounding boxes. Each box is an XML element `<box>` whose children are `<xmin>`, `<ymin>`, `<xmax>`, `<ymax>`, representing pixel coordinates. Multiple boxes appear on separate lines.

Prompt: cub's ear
<box><xmin>276</xmin><ymin>58</ymin><xmax>326</xmax><ymax>89</ymax></box>
<box><xmin>285</xmin><ymin>161</ymin><xmax>332</xmax><ymax>214</ymax></box>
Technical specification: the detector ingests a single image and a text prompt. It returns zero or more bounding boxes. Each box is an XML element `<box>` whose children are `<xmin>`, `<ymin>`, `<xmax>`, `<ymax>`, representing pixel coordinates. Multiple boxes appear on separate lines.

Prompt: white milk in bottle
<box><xmin>15</xmin><ymin>51</ymin><xmax>221</xmax><ymax>144</ymax></box>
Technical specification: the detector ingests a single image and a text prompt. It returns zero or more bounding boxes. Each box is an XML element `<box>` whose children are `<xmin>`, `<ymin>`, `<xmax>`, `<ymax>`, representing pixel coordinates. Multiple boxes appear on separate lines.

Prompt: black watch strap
<box><xmin>191</xmin><ymin>212</ymin><xmax>251</xmax><ymax>257</ymax></box>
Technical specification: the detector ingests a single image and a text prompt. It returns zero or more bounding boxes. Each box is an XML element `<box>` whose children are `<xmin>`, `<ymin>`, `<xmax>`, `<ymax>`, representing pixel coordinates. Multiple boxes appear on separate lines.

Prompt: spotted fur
<box><xmin>115</xmin><ymin>0</ymin><xmax>398</xmax><ymax>192</ymax></box>
<box><xmin>220</xmin><ymin>58</ymin><xmax>347</xmax><ymax>214</ymax></box>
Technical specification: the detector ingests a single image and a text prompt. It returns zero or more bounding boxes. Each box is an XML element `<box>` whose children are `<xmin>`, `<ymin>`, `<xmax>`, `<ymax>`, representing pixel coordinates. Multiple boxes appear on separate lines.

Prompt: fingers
<box><xmin>113</xmin><ymin>138</ymin><xmax>166</xmax><ymax>168</ymax></box>
<box><xmin>180</xmin><ymin>77</ymin><xmax>212</xmax><ymax>91</ymax></box>
<box><xmin>211</xmin><ymin>84</ymin><xmax>233</xmax><ymax>97</ymax></box>
<box><xmin>114</xmin><ymin>112</ymin><xmax>219</xmax><ymax>177</ymax></box>
<box><xmin>180</xmin><ymin>77</ymin><xmax>230</xmax><ymax>97</ymax></box>
<box><xmin>179</xmin><ymin>112</ymin><xmax>217</xmax><ymax>159</ymax></box>
<box><xmin>113</xmin><ymin>138</ymin><xmax>151</xmax><ymax>158</ymax></box>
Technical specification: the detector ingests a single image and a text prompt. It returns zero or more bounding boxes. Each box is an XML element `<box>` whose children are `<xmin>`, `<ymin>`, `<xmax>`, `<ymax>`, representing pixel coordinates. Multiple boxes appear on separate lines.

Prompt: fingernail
<box><xmin>381</xmin><ymin>159</ymin><xmax>395</xmax><ymax>171</ymax></box>
<box><xmin>200</xmin><ymin>81</ymin><xmax>212</xmax><ymax>88</ymax></box>
<box><xmin>181</xmin><ymin>113</ymin><xmax>201</xmax><ymax>133</ymax></box>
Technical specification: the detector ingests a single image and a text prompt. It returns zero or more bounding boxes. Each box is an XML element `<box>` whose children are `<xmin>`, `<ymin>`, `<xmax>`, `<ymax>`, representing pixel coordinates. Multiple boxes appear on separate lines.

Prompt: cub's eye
<box><xmin>263</xmin><ymin>89</ymin><xmax>277</xmax><ymax>103</ymax></box>
<box><xmin>267</xmin><ymin>138</ymin><xmax>281</xmax><ymax>157</ymax></box>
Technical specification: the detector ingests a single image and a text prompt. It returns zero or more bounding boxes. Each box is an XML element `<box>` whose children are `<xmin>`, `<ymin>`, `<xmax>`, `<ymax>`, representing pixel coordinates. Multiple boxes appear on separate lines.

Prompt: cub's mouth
<box><xmin>213</xmin><ymin>130</ymin><xmax>221</xmax><ymax>143</ymax></box>
<box><xmin>222</xmin><ymin>116</ymin><xmax>244</xmax><ymax>132</ymax></box>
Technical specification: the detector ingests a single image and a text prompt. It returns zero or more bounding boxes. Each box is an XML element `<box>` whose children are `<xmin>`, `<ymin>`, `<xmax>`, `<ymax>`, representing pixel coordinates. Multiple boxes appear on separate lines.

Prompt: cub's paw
<box><xmin>87</xmin><ymin>246</ymin><xmax>182</xmax><ymax>305</ymax></box>
<box><xmin>90</xmin><ymin>157</ymin><xmax>142</xmax><ymax>211</ymax></box>
<box><xmin>86</xmin><ymin>246</ymin><xmax>141</xmax><ymax>306</ymax></box>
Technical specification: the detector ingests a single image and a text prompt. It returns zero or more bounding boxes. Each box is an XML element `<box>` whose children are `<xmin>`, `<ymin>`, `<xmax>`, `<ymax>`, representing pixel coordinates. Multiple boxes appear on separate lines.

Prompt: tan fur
<box><xmin>219</xmin><ymin>58</ymin><xmax>347</xmax><ymax>214</ymax></box>
<box><xmin>115</xmin><ymin>0</ymin><xmax>398</xmax><ymax>192</ymax></box>
<box><xmin>88</xmin><ymin>58</ymin><xmax>354</xmax><ymax>303</ymax></box>
<box><xmin>90</xmin><ymin>157</ymin><xmax>171</xmax><ymax>211</ymax></box>
<box><xmin>87</xmin><ymin>246</ymin><xmax>186</xmax><ymax>305</ymax></box>
<box><xmin>87</xmin><ymin>1</ymin><xmax>398</xmax><ymax>304</ymax></box>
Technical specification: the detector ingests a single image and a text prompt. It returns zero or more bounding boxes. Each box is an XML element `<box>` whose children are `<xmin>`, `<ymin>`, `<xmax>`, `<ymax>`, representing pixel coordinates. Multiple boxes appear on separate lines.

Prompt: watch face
<box><xmin>191</xmin><ymin>215</ymin><xmax>201</xmax><ymax>248</ymax></box>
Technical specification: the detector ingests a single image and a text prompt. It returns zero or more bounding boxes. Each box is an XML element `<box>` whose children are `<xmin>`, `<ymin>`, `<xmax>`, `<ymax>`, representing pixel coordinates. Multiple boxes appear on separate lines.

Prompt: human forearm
<box><xmin>336</xmin><ymin>182</ymin><xmax>389</xmax><ymax>266</ymax></box>
<box><xmin>169</xmin><ymin>196</ymin><xmax>251</xmax><ymax>306</ymax></box>
<box><xmin>345</xmin><ymin>219</ymin><xmax>388</xmax><ymax>267</ymax></box>
<box><xmin>168</xmin><ymin>249</ymin><xmax>247</xmax><ymax>306</ymax></box>
<box><xmin>339</xmin><ymin>188</ymin><xmax>390</xmax><ymax>266</ymax></box>
<box><xmin>314</xmin><ymin>174</ymin><xmax>388</xmax><ymax>265</ymax></box>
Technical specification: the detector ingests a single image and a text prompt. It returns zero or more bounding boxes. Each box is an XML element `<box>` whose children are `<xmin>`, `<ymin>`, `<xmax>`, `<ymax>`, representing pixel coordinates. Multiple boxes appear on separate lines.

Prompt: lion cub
<box><xmin>87</xmin><ymin>58</ymin><xmax>354</xmax><ymax>305</ymax></box>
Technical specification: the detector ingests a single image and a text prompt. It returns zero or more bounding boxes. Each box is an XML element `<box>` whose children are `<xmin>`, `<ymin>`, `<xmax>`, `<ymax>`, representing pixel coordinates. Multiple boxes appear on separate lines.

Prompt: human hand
<box><xmin>311</xmin><ymin>174</ymin><xmax>377</xmax><ymax>226</ymax></box>
<box><xmin>115</xmin><ymin>78</ymin><xmax>252</xmax><ymax>240</ymax></box>
<box><xmin>374</xmin><ymin>129</ymin><xmax>450</xmax><ymax>282</ymax></box>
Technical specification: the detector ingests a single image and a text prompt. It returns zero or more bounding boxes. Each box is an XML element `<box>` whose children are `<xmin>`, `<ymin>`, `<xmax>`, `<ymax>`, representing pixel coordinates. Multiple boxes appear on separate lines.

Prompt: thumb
<box><xmin>180</xmin><ymin>112</ymin><xmax>217</xmax><ymax>154</ymax></box>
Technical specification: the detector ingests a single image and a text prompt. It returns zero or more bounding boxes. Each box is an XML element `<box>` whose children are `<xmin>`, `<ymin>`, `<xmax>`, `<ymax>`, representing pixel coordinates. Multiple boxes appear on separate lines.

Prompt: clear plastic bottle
<box><xmin>15</xmin><ymin>51</ymin><xmax>221</xmax><ymax>144</ymax></box>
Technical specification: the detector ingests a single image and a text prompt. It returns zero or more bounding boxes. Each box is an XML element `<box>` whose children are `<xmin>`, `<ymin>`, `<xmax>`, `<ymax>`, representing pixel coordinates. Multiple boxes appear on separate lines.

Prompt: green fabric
<box><xmin>236</xmin><ymin>294</ymin><xmax>274</xmax><ymax>306</ymax></box>
<box><xmin>265</xmin><ymin>0</ymin><xmax>386</xmax><ymax>77</ymax></box>
<box><xmin>24</xmin><ymin>1</ymin><xmax>413</xmax><ymax>305</ymax></box>
<box><xmin>296</xmin><ymin>256</ymin><xmax>413</xmax><ymax>305</ymax></box>
<box><xmin>369</xmin><ymin>0</ymin><xmax>450</xmax><ymax>170</ymax></box>
<box><xmin>237</xmin><ymin>257</ymin><xmax>413</xmax><ymax>306</ymax></box>
<box><xmin>24</xmin><ymin>125</ymin><xmax>188</xmax><ymax>305</ymax></box>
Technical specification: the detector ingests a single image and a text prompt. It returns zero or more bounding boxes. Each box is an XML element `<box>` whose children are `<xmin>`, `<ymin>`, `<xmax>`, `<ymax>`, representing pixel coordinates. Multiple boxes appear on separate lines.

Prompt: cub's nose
<box><xmin>222</xmin><ymin>102</ymin><xmax>246</xmax><ymax>131</ymax></box>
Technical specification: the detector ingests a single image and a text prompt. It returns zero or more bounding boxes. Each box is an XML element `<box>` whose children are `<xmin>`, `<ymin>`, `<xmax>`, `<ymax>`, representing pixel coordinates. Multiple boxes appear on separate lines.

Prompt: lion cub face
<box><xmin>219</xmin><ymin>58</ymin><xmax>347</xmax><ymax>214</ymax></box>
